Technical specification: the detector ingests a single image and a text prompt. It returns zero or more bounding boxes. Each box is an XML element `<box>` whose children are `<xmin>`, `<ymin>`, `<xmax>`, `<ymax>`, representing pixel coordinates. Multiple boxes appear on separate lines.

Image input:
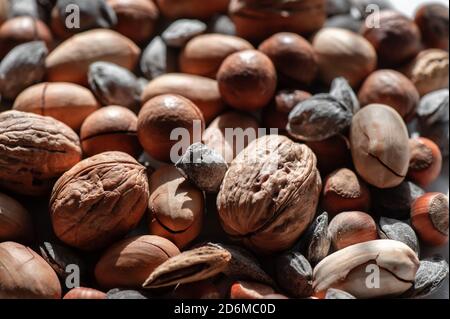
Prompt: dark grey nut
<box><xmin>351</xmin><ymin>0</ymin><xmax>393</xmax><ymax>18</ymax></box>
<box><xmin>326</xmin><ymin>0</ymin><xmax>352</xmax><ymax>16</ymax></box>
<box><xmin>404</xmin><ymin>255</ymin><xmax>449</xmax><ymax>298</ymax></box>
<box><xmin>88</xmin><ymin>61</ymin><xmax>140</xmax><ymax>111</ymax></box>
<box><xmin>175</xmin><ymin>143</ymin><xmax>228</xmax><ymax>193</ymax></box>
<box><xmin>329</xmin><ymin>77</ymin><xmax>360</xmax><ymax>114</ymax></box>
<box><xmin>325</xmin><ymin>14</ymin><xmax>363</xmax><ymax>33</ymax></box>
<box><xmin>208</xmin><ymin>15</ymin><xmax>236</xmax><ymax>35</ymax></box>
<box><xmin>107</xmin><ymin>288</ymin><xmax>151</xmax><ymax>299</ymax></box>
<box><xmin>371</xmin><ymin>181</ymin><xmax>425</xmax><ymax>220</ymax></box>
<box><xmin>7</xmin><ymin>0</ymin><xmax>42</xmax><ymax>19</ymax></box>
<box><xmin>296</xmin><ymin>212</ymin><xmax>331</xmax><ymax>265</ymax></box>
<box><xmin>162</xmin><ymin>19</ymin><xmax>207</xmax><ymax>48</ymax></box>
<box><xmin>140</xmin><ymin>36</ymin><xmax>178</xmax><ymax>80</ymax></box>
<box><xmin>275</xmin><ymin>252</ymin><xmax>313</xmax><ymax>298</ymax></box>
<box><xmin>287</xmin><ymin>94</ymin><xmax>353</xmax><ymax>142</ymax></box>
<box><xmin>56</xmin><ymin>0</ymin><xmax>117</xmax><ymax>31</ymax></box>
<box><xmin>325</xmin><ymin>288</ymin><xmax>356</xmax><ymax>299</ymax></box>
<box><xmin>378</xmin><ymin>217</ymin><xmax>420</xmax><ymax>255</ymax></box>
<box><xmin>0</xmin><ymin>41</ymin><xmax>47</xmax><ymax>100</ymax></box>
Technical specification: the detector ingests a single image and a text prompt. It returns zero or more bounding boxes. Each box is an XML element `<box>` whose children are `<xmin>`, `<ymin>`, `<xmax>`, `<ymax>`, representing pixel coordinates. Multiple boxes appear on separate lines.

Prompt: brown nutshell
<box><xmin>407</xmin><ymin>137</ymin><xmax>442</xmax><ymax>188</ymax></box>
<box><xmin>0</xmin><ymin>192</ymin><xmax>33</xmax><ymax>243</ymax></box>
<box><xmin>63</xmin><ymin>287</ymin><xmax>107</xmax><ymax>300</ymax></box>
<box><xmin>156</xmin><ymin>0</ymin><xmax>229</xmax><ymax>19</ymax></box>
<box><xmin>414</xmin><ymin>3</ymin><xmax>449</xmax><ymax>51</ymax></box>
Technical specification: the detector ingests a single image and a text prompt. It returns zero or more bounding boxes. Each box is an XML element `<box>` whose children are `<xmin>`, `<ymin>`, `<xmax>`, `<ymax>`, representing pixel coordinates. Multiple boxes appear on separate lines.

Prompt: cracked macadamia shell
<box><xmin>50</xmin><ymin>151</ymin><xmax>149</xmax><ymax>251</ymax></box>
<box><xmin>350</xmin><ymin>104</ymin><xmax>410</xmax><ymax>189</ymax></box>
<box><xmin>217</xmin><ymin>135</ymin><xmax>322</xmax><ymax>254</ymax></box>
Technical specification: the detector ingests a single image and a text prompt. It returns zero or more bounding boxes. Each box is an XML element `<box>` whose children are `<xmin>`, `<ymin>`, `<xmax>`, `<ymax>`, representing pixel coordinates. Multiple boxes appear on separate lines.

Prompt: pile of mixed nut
<box><xmin>0</xmin><ymin>0</ymin><xmax>449</xmax><ymax>300</ymax></box>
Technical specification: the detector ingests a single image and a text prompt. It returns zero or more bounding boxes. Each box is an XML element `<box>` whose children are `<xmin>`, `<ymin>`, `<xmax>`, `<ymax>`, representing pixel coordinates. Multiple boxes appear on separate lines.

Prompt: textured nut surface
<box><xmin>408</xmin><ymin>137</ymin><xmax>442</xmax><ymax>187</ymax></box>
<box><xmin>0</xmin><ymin>110</ymin><xmax>82</xmax><ymax>196</ymax></box>
<box><xmin>378</xmin><ymin>217</ymin><xmax>420</xmax><ymax>255</ymax></box>
<box><xmin>217</xmin><ymin>135</ymin><xmax>322</xmax><ymax>254</ymax></box>
<box><xmin>50</xmin><ymin>151</ymin><xmax>149</xmax><ymax>251</ymax></box>
<box><xmin>275</xmin><ymin>252</ymin><xmax>313</xmax><ymax>298</ymax></box>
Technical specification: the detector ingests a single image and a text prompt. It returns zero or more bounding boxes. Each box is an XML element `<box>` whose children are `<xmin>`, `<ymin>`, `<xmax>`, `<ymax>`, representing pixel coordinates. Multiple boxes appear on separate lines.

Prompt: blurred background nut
<box><xmin>155</xmin><ymin>0</ymin><xmax>229</xmax><ymax>19</ymax></box>
<box><xmin>50</xmin><ymin>152</ymin><xmax>149</xmax><ymax>251</ymax></box>
<box><xmin>140</xmin><ymin>36</ymin><xmax>178</xmax><ymax>80</ymax></box>
<box><xmin>107</xmin><ymin>0</ymin><xmax>159</xmax><ymax>44</ymax></box>
<box><xmin>63</xmin><ymin>287</ymin><xmax>107</xmax><ymax>299</ymax></box>
<box><xmin>328</xmin><ymin>211</ymin><xmax>378</xmax><ymax>250</ymax></box>
<box><xmin>230</xmin><ymin>281</ymin><xmax>275</xmax><ymax>299</ymax></box>
<box><xmin>229</xmin><ymin>0</ymin><xmax>326</xmax><ymax>42</ymax></box>
<box><xmin>351</xmin><ymin>0</ymin><xmax>393</xmax><ymax>18</ymax></box>
<box><xmin>0</xmin><ymin>192</ymin><xmax>33</xmax><ymax>243</ymax></box>
<box><xmin>0</xmin><ymin>0</ymin><xmax>8</xmax><ymax>25</ymax></box>
<box><xmin>137</xmin><ymin>94</ymin><xmax>205</xmax><ymax>162</ymax></box>
<box><xmin>350</xmin><ymin>104</ymin><xmax>410</xmax><ymax>189</ymax></box>
<box><xmin>0</xmin><ymin>111</ymin><xmax>82</xmax><ymax>196</ymax></box>
<box><xmin>407</xmin><ymin>137</ymin><xmax>442</xmax><ymax>188</ymax></box>
<box><xmin>362</xmin><ymin>10</ymin><xmax>422</xmax><ymax>67</ymax></box>
<box><xmin>312</xmin><ymin>28</ymin><xmax>377</xmax><ymax>87</ymax></box>
<box><xmin>324</xmin><ymin>14</ymin><xmax>362</xmax><ymax>33</ymax></box>
<box><xmin>399</xmin><ymin>49</ymin><xmax>449</xmax><ymax>97</ymax></box>
<box><xmin>179</xmin><ymin>34</ymin><xmax>253</xmax><ymax>78</ymax></box>
<box><xmin>141</xmin><ymin>73</ymin><xmax>225</xmax><ymax>123</ymax></box>
<box><xmin>258</xmin><ymin>32</ymin><xmax>318</xmax><ymax>87</ymax></box>
<box><xmin>162</xmin><ymin>19</ymin><xmax>206</xmax><ymax>48</ymax></box>
<box><xmin>414</xmin><ymin>3</ymin><xmax>449</xmax><ymax>51</ymax></box>
<box><xmin>358</xmin><ymin>70</ymin><xmax>420</xmax><ymax>122</ymax></box>
<box><xmin>13</xmin><ymin>82</ymin><xmax>100</xmax><ymax>132</ymax></box>
<box><xmin>326</xmin><ymin>0</ymin><xmax>352</xmax><ymax>16</ymax></box>
<box><xmin>377</xmin><ymin>217</ymin><xmax>420</xmax><ymax>255</ymax></box>
<box><xmin>45</xmin><ymin>29</ymin><xmax>140</xmax><ymax>85</ymax></box>
<box><xmin>80</xmin><ymin>106</ymin><xmax>141</xmax><ymax>158</ymax></box>
<box><xmin>411</xmin><ymin>193</ymin><xmax>449</xmax><ymax>247</ymax></box>
<box><xmin>0</xmin><ymin>16</ymin><xmax>53</xmax><ymax>59</ymax></box>
<box><xmin>95</xmin><ymin>235</ymin><xmax>180</xmax><ymax>289</ymax></box>
<box><xmin>275</xmin><ymin>252</ymin><xmax>313</xmax><ymax>298</ymax></box>
<box><xmin>322</xmin><ymin>168</ymin><xmax>371</xmax><ymax>218</ymax></box>
<box><xmin>208</xmin><ymin>14</ymin><xmax>236</xmax><ymax>36</ymax></box>
<box><xmin>0</xmin><ymin>241</ymin><xmax>61</xmax><ymax>299</ymax></box>
<box><xmin>149</xmin><ymin>165</ymin><xmax>204</xmax><ymax>249</ymax></box>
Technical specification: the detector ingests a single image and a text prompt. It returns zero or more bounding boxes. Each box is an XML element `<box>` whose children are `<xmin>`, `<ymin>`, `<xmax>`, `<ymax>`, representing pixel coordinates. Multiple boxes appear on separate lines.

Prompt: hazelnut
<box><xmin>350</xmin><ymin>104</ymin><xmax>410</xmax><ymax>189</ymax></box>
<box><xmin>137</xmin><ymin>94</ymin><xmax>205</xmax><ymax>162</ymax></box>
<box><xmin>95</xmin><ymin>235</ymin><xmax>180</xmax><ymax>289</ymax></box>
<box><xmin>312</xmin><ymin>28</ymin><xmax>377</xmax><ymax>87</ymax></box>
<box><xmin>149</xmin><ymin>165</ymin><xmax>204</xmax><ymax>249</ymax></box>
<box><xmin>259</xmin><ymin>32</ymin><xmax>318</xmax><ymax>87</ymax></box>
<box><xmin>0</xmin><ymin>241</ymin><xmax>61</xmax><ymax>299</ymax></box>
<box><xmin>217</xmin><ymin>50</ymin><xmax>277</xmax><ymax>111</ymax></box>
<box><xmin>407</xmin><ymin>137</ymin><xmax>442</xmax><ymax>188</ymax></box>
<box><xmin>107</xmin><ymin>0</ymin><xmax>159</xmax><ymax>44</ymax></box>
<box><xmin>141</xmin><ymin>73</ymin><xmax>225</xmax><ymax>124</ymax></box>
<box><xmin>13</xmin><ymin>82</ymin><xmax>101</xmax><ymax>132</ymax></box>
<box><xmin>230</xmin><ymin>281</ymin><xmax>275</xmax><ymax>299</ymax></box>
<box><xmin>179</xmin><ymin>34</ymin><xmax>253</xmax><ymax>79</ymax></box>
<box><xmin>0</xmin><ymin>16</ymin><xmax>53</xmax><ymax>59</ymax></box>
<box><xmin>399</xmin><ymin>49</ymin><xmax>449</xmax><ymax>97</ymax></box>
<box><xmin>322</xmin><ymin>168</ymin><xmax>371</xmax><ymax>218</ymax></box>
<box><xmin>155</xmin><ymin>0</ymin><xmax>229</xmax><ymax>19</ymax></box>
<box><xmin>411</xmin><ymin>193</ymin><xmax>449</xmax><ymax>247</ymax></box>
<box><xmin>358</xmin><ymin>70</ymin><xmax>420</xmax><ymax>122</ymax></box>
<box><xmin>63</xmin><ymin>287</ymin><xmax>107</xmax><ymax>300</ymax></box>
<box><xmin>0</xmin><ymin>192</ymin><xmax>33</xmax><ymax>243</ymax></box>
<box><xmin>328</xmin><ymin>211</ymin><xmax>378</xmax><ymax>250</ymax></box>
<box><xmin>362</xmin><ymin>10</ymin><xmax>422</xmax><ymax>67</ymax></box>
<box><xmin>415</xmin><ymin>3</ymin><xmax>449</xmax><ymax>51</ymax></box>
<box><xmin>80</xmin><ymin>105</ymin><xmax>141</xmax><ymax>158</ymax></box>
<box><xmin>262</xmin><ymin>90</ymin><xmax>312</xmax><ymax>132</ymax></box>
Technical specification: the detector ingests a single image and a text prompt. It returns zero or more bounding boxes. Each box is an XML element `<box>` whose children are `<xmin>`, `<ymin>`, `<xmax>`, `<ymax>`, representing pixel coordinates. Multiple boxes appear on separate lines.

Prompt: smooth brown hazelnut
<box><xmin>137</xmin><ymin>94</ymin><xmax>205</xmax><ymax>162</ymax></box>
<box><xmin>202</xmin><ymin>111</ymin><xmax>260</xmax><ymax>163</ymax></box>
<box><xmin>141</xmin><ymin>73</ymin><xmax>225</xmax><ymax>123</ymax></box>
<box><xmin>262</xmin><ymin>90</ymin><xmax>312</xmax><ymax>132</ymax></box>
<box><xmin>312</xmin><ymin>28</ymin><xmax>377</xmax><ymax>87</ymax></box>
<box><xmin>149</xmin><ymin>165</ymin><xmax>204</xmax><ymax>249</ymax></box>
<box><xmin>399</xmin><ymin>49</ymin><xmax>449</xmax><ymax>97</ymax></box>
<box><xmin>328</xmin><ymin>211</ymin><xmax>378</xmax><ymax>250</ymax></box>
<box><xmin>80</xmin><ymin>106</ymin><xmax>141</xmax><ymax>158</ymax></box>
<box><xmin>259</xmin><ymin>32</ymin><xmax>318</xmax><ymax>87</ymax></box>
<box><xmin>411</xmin><ymin>193</ymin><xmax>449</xmax><ymax>246</ymax></box>
<box><xmin>179</xmin><ymin>34</ymin><xmax>254</xmax><ymax>78</ymax></box>
<box><xmin>217</xmin><ymin>50</ymin><xmax>277</xmax><ymax>111</ymax></box>
<box><xmin>0</xmin><ymin>16</ymin><xmax>53</xmax><ymax>59</ymax></box>
<box><xmin>415</xmin><ymin>3</ymin><xmax>449</xmax><ymax>51</ymax></box>
<box><xmin>63</xmin><ymin>287</ymin><xmax>107</xmax><ymax>300</ymax></box>
<box><xmin>230</xmin><ymin>281</ymin><xmax>276</xmax><ymax>299</ymax></box>
<box><xmin>350</xmin><ymin>104</ymin><xmax>410</xmax><ymax>189</ymax></box>
<box><xmin>155</xmin><ymin>0</ymin><xmax>229</xmax><ymax>19</ymax></box>
<box><xmin>13</xmin><ymin>82</ymin><xmax>101</xmax><ymax>132</ymax></box>
<box><xmin>95</xmin><ymin>235</ymin><xmax>180</xmax><ymax>289</ymax></box>
<box><xmin>407</xmin><ymin>137</ymin><xmax>442</xmax><ymax>188</ymax></box>
<box><xmin>362</xmin><ymin>10</ymin><xmax>422</xmax><ymax>67</ymax></box>
<box><xmin>358</xmin><ymin>69</ymin><xmax>420</xmax><ymax>122</ymax></box>
<box><xmin>0</xmin><ymin>192</ymin><xmax>33</xmax><ymax>243</ymax></box>
<box><xmin>0</xmin><ymin>241</ymin><xmax>61</xmax><ymax>299</ymax></box>
<box><xmin>322</xmin><ymin>168</ymin><xmax>371</xmax><ymax>218</ymax></box>
<box><xmin>107</xmin><ymin>0</ymin><xmax>159</xmax><ymax>44</ymax></box>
